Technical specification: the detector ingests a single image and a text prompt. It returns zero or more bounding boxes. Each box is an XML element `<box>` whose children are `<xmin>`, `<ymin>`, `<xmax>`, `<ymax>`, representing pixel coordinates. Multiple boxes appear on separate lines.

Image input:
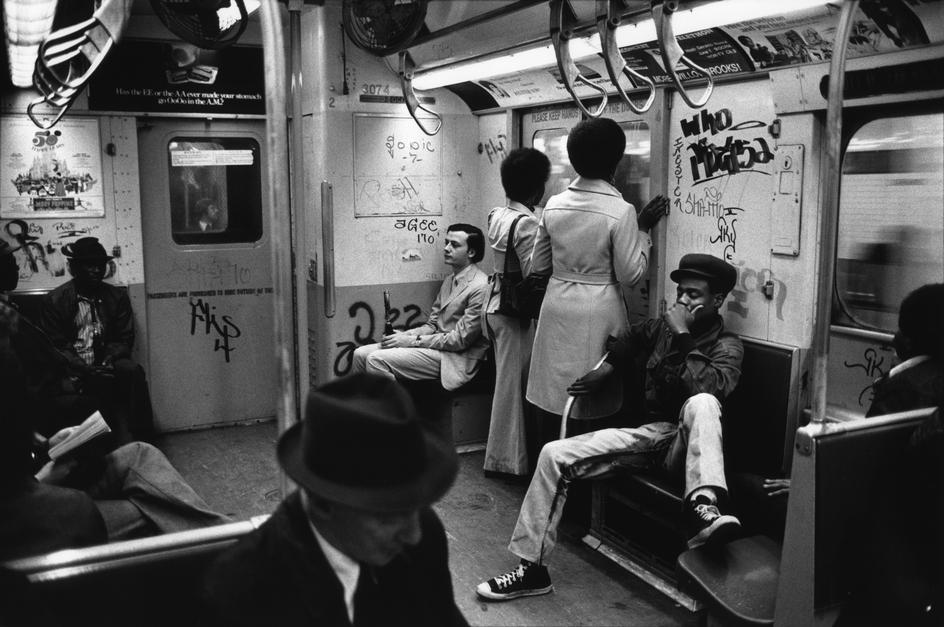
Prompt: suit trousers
<box><xmin>351</xmin><ymin>343</ymin><xmax>443</xmax><ymax>382</ymax></box>
<box><xmin>508</xmin><ymin>393</ymin><xmax>726</xmax><ymax>564</ymax></box>
<box><xmin>84</xmin><ymin>442</ymin><xmax>231</xmax><ymax>539</ymax></box>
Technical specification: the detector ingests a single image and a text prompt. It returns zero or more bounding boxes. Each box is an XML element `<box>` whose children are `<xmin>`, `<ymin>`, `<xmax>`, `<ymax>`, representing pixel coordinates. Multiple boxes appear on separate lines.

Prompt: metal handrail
<box><xmin>398</xmin><ymin>51</ymin><xmax>443</xmax><ymax>136</ymax></box>
<box><xmin>551</xmin><ymin>0</ymin><xmax>608</xmax><ymax>118</ymax></box>
<box><xmin>597</xmin><ymin>0</ymin><xmax>655</xmax><ymax>114</ymax></box>
<box><xmin>259</xmin><ymin>0</ymin><xmax>299</xmax><ymax>496</ymax></box>
<box><xmin>651</xmin><ymin>0</ymin><xmax>713</xmax><ymax>110</ymax></box>
<box><xmin>810</xmin><ymin>0</ymin><xmax>860</xmax><ymax>424</ymax></box>
<box><xmin>559</xmin><ymin>352</ymin><xmax>610</xmax><ymax>439</ymax></box>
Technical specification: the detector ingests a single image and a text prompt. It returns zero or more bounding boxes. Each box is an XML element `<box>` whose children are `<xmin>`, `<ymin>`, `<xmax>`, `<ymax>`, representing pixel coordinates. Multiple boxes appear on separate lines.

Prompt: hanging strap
<box><xmin>503</xmin><ymin>214</ymin><xmax>525</xmax><ymax>278</ymax></box>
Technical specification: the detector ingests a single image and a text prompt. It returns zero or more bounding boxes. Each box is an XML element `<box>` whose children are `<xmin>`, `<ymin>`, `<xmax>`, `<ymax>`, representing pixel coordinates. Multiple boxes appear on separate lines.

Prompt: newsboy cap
<box><xmin>278</xmin><ymin>373</ymin><xmax>458</xmax><ymax>512</ymax></box>
<box><xmin>670</xmin><ymin>253</ymin><xmax>737</xmax><ymax>294</ymax></box>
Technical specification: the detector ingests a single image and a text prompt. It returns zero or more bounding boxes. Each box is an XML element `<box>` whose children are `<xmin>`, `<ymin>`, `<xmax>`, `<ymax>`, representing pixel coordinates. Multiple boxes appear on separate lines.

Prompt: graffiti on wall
<box><xmin>189</xmin><ymin>297</ymin><xmax>242</xmax><ymax>363</ymax></box>
<box><xmin>332</xmin><ymin>299</ymin><xmax>424</xmax><ymax>376</ymax></box>
<box><xmin>843</xmin><ymin>346</ymin><xmax>889</xmax><ymax>407</ymax></box>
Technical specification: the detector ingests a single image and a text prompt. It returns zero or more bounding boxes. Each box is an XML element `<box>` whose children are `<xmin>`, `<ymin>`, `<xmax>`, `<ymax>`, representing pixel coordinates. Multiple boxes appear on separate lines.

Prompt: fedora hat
<box><xmin>670</xmin><ymin>253</ymin><xmax>737</xmax><ymax>294</ymax></box>
<box><xmin>278</xmin><ymin>373</ymin><xmax>458</xmax><ymax>512</ymax></box>
<box><xmin>62</xmin><ymin>237</ymin><xmax>112</xmax><ymax>262</ymax></box>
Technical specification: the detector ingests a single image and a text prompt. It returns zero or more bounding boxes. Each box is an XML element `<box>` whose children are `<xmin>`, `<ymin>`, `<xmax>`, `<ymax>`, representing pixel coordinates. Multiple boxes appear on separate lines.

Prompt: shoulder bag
<box><xmin>494</xmin><ymin>214</ymin><xmax>548</xmax><ymax>320</ymax></box>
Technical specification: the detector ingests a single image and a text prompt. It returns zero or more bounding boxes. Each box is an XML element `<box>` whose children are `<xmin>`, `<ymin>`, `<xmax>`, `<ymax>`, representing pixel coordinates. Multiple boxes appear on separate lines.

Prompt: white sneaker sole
<box><xmin>475</xmin><ymin>582</ymin><xmax>554</xmax><ymax>601</ymax></box>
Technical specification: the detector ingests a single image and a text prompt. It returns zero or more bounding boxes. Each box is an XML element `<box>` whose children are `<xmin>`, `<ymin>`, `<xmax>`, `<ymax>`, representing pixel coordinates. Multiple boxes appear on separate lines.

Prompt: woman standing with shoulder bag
<box><xmin>482</xmin><ymin>148</ymin><xmax>551</xmax><ymax>476</ymax></box>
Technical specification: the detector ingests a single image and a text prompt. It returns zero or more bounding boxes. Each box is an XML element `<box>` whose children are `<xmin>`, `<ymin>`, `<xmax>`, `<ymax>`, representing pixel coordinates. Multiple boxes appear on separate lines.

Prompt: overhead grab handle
<box><xmin>550</xmin><ymin>0</ymin><xmax>607</xmax><ymax>118</ymax></box>
<box><xmin>596</xmin><ymin>0</ymin><xmax>655</xmax><ymax>114</ymax></box>
<box><xmin>651</xmin><ymin>0</ymin><xmax>713</xmax><ymax>109</ymax></box>
<box><xmin>398</xmin><ymin>51</ymin><xmax>442</xmax><ymax>137</ymax></box>
<box><xmin>28</xmin><ymin>0</ymin><xmax>133</xmax><ymax>129</ymax></box>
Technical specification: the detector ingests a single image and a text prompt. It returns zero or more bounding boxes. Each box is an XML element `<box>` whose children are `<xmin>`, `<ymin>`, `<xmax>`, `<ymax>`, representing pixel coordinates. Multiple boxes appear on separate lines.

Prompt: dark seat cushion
<box><xmin>676</xmin><ymin>535</ymin><xmax>780</xmax><ymax>626</ymax></box>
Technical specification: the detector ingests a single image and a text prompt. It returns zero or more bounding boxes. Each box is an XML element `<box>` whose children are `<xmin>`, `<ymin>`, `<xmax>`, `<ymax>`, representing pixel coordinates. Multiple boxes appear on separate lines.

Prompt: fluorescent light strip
<box><xmin>412</xmin><ymin>0</ymin><xmax>831</xmax><ymax>90</ymax></box>
<box><xmin>4</xmin><ymin>0</ymin><xmax>59</xmax><ymax>88</ymax></box>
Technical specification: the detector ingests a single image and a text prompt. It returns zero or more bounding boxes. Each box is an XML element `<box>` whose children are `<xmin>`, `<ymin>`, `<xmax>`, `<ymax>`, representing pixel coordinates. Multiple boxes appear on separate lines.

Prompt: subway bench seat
<box><xmin>397</xmin><ymin>350</ymin><xmax>496</xmax><ymax>447</ymax></box>
<box><xmin>584</xmin><ymin>338</ymin><xmax>803</xmax><ymax>605</ymax></box>
<box><xmin>677</xmin><ymin>407</ymin><xmax>939</xmax><ymax>625</ymax></box>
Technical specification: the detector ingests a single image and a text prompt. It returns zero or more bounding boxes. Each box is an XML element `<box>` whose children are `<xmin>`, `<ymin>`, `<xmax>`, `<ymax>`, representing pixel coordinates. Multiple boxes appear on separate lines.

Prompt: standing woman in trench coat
<box><xmin>482</xmin><ymin>148</ymin><xmax>551</xmax><ymax>476</ymax></box>
<box><xmin>527</xmin><ymin>118</ymin><xmax>667</xmax><ymax>423</ymax></box>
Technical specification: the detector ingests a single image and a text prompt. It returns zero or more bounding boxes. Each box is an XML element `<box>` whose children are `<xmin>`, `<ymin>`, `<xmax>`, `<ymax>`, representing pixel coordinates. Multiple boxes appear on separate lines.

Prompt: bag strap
<box><xmin>504</xmin><ymin>214</ymin><xmax>525</xmax><ymax>276</ymax></box>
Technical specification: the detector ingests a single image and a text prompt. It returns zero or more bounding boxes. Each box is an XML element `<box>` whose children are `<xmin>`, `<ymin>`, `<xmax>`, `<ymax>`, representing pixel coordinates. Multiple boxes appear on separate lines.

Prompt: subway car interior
<box><xmin>0</xmin><ymin>0</ymin><xmax>942</xmax><ymax>625</ymax></box>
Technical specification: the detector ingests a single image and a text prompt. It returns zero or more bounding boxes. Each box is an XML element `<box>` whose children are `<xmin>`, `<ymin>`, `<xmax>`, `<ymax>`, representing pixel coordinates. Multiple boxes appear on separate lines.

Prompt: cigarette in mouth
<box><xmin>689</xmin><ymin>304</ymin><xmax>704</xmax><ymax>314</ymax></box>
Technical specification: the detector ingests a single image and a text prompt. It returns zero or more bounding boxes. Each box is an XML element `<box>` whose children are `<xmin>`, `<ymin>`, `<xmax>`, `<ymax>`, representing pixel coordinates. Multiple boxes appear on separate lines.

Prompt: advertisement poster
<box><xmin>89</xmin><ymin>41</ymin><xmax>265</xmax><ymax>115</ymax></box>
<box><xmin>0</xmin><ymin>117</ymin><xmax>105</xmax><ymax>218</ymax></box>
<box><xmin>451</xmin><ymin>1</ymin><xmax>944</xmax><ymax>111</ymax></box>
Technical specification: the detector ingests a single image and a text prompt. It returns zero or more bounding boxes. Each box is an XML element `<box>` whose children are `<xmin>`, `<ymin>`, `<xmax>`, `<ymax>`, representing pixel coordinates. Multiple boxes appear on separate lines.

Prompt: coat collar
<box><xmin>506</xmin><ymin>200</ymin><xmax>533</xmax><ymax>214</ymax></box>
<box><xmin>440</xmin><ymin>263</ymin><xmax>480</xmax><ymax>310</ymax></box>
<box><xmin>567</xmin><ymin>176</ymin><xmax>622</xmax><ymax>198</ymax></box>
<box><xmin>267</xmin><ymin>492</ymin><xmax>352</xmax><ymax>624</ymax></box>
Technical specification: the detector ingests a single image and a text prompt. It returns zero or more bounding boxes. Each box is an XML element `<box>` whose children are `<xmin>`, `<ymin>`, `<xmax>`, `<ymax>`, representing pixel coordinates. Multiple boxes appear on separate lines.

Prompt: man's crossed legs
<box><xmin>478</xmin><ymin>393</ymin><xmax>740</xmax><ymax>600</ymax></box>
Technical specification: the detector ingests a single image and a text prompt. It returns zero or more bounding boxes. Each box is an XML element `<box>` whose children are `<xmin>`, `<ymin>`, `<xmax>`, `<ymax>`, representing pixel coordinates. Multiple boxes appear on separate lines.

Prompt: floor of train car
<box><xmin>156</xmin><ymin>422</ymin><xmax>696</xmax><ymax>626</ymax></box>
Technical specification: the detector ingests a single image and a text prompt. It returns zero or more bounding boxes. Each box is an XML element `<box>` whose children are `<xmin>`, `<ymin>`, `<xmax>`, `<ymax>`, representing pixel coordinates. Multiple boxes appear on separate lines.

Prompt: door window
<box><xmin>532</xmin><ymin>121</ymin><xmax>651</xmax><ymax>208</ymax></box>
<box><xmin>835</xmin><ymin>113</ymin><xmax>944</xmax><ymax>330</ymax></box>
<box><xmin>167</xmin><ymin>137</ymin><xmax>263</xmax><ymax>244</ymax></box>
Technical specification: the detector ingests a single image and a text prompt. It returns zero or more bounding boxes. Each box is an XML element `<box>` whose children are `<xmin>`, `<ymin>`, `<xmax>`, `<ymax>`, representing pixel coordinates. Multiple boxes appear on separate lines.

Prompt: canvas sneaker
<box><xmin>476</xmin><ymin>560</ymin><xmax>553</xmax><ymax>600</ymax></box>
<box><xmin>686</xmin><ymin>497</ymin><xmax>741</xmax><ymax>549</ymax></box>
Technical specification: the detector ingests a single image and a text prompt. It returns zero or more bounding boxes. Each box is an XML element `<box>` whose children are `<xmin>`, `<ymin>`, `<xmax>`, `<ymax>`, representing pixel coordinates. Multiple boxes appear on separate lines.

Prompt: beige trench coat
<box><xmin>526</xmin><ymin>177</ymin><xmax>651</xmax><ymax>418</ymax></box>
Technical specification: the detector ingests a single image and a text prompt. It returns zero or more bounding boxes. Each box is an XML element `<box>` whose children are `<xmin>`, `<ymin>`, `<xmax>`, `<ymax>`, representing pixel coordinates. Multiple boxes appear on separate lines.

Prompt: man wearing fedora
<box><xmin>203</xmin><ymin>373</ymin><xmax>468</xmax><ymax>627</ymax></box>
<box><xmin>477</xmin><ymin>253</ymin><xmax>744</xmax><ymax>601</ymax></box>
<box><xmin>40</xmin><ymin>236</ymin><xmax>153</xmax><ymax>441</ymax></box>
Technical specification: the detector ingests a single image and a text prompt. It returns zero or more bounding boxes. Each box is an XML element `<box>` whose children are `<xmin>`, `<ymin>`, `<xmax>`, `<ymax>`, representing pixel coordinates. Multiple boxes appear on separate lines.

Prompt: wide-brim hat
<box><xmin>278</xmin><ymin>373</ymin><xmax>458</xmax><ymax>512</ymax></box>
<box><xmin>62</xmin><ymin>237</ymin><xmax>112</xmax><ymax>262</ymax></box>
<box><xmin>670</xmin><ymin>253</ymin><xmax>737</xmax><ymax>294</ymax></box>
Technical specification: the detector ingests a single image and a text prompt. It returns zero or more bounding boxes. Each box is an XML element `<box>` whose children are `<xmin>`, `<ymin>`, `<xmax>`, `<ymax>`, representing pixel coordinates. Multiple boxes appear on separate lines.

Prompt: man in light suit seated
<box><xmin>352</xmin><ymin>223</ymin><xmax>490</xmax><ymax>391</ymax></box>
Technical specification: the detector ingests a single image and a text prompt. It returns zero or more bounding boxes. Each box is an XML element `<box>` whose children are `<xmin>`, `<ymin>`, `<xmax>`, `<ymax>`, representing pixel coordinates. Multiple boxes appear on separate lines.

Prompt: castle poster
<box><xmin>1</xmin><ymin>117</ymin><xmax>105</xmax><ymax>218</ymax></box>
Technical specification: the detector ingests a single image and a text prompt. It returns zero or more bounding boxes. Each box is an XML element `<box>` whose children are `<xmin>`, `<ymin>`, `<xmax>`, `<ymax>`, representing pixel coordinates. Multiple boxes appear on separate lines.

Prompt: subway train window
<box><xmin>532</xmin><ymin>121</ymin><xmax>650</xmax><ymax>209</ymax></box>
<box><xmin>836</xmin><ymin>112</ymin><xmax>944</xmax><ymax>331</ymax></box>
<box><xmin>532</xmin><ymin>127</ymin><xmax>572</xmax><ymax>206</ymax></box>
<box><xmin>167</xmin><ymin>138</ymin><xmax>263</xmax><ymax>245</ymax></box>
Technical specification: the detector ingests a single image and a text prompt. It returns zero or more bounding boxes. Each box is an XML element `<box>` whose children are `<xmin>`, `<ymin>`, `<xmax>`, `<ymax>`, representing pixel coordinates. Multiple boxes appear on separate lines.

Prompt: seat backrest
<box><xmin>723</xmin><ymin>338</ymin><xmax>803</xmax><ymax>477</ymax></box>
<box><xmin>9</xmin><ymin>291</ymin><xmax>48</xmax><ymax>325</ymax></box>
<box><xmin>775</xmin><ymin>407</ymin><xmax>935</xmax><ymax>624</ymax></box>
<box><xmin>4</xmin><ymin>518</ymin><xmax>264</xmax><ymax>627</ymax></box>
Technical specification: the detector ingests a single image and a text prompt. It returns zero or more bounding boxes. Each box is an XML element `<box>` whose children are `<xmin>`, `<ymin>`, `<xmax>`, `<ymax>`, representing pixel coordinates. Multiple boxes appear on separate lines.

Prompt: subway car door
<box><xmin>137</xmin><ymin>120</ymin><xmax>276</xmax><ymax>430</ymax></box>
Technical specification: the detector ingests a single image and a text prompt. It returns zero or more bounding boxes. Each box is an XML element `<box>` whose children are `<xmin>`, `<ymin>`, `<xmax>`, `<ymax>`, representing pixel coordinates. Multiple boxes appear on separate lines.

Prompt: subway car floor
<box><xmin>156</xmin><ymin>422</ymin><xmax>695</xmax><ymax>626</ymax></box>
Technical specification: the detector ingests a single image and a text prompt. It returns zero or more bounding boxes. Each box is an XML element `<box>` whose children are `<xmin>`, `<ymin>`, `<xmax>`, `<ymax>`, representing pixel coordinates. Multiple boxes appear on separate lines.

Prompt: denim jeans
<box><xmin>508</xmin><ymin>393</ymin><xmax>726</xmax><ymax>564</ymax></box>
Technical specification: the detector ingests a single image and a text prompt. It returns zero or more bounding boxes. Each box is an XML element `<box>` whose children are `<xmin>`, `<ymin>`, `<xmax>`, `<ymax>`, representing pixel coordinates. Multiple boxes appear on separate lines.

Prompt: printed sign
<box><xmin>1</xmin><ymin>117</ymin><xmax>105</xmax><ymax>218</ymax></box>
<box><xmin>89</xmin><ymin>41</ymin><xmax>265</xmax><ymax>115</ymax></box>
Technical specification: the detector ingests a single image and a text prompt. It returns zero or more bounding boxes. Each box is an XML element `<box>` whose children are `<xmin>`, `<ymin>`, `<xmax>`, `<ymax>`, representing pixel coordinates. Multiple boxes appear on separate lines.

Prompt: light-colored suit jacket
<box><xmin>407</xmin><ymin>264</ymin><xmax>490</xmax><ymax>390</ymax></box>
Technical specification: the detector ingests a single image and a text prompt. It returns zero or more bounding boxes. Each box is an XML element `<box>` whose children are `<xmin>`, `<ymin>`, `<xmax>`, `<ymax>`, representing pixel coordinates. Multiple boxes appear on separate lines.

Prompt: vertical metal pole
<box><xmin>259</xmin><ymin>0</ymin><xmax>298</xmax><ymax>496</ymax></box>
<box><xmin>810</xmin><ymin>0</ymin><xmax>859</xmax><ymax>423</ymax></box>
<box><xmin>288</xmin><ymin>1</ymin><xmax>310</xmax><ymax>404</ymax></box>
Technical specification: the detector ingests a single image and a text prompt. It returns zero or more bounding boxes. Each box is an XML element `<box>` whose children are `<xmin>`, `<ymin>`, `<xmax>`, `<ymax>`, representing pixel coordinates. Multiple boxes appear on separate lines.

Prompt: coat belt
<box><xmin>552</xmin><ymin>270</ymin><xmax>617</xmax><ymax>285</ymax></box>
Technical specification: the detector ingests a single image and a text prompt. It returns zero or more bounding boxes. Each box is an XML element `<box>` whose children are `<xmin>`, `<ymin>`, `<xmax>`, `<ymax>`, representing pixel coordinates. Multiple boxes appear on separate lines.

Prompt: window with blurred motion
<box><xmin>836</xmin><ymin>113</ymin><xmax>944</xmax><ymax>331</ymax></box>
<box><xmin>532</xmin><ymin>121</ymin><xmax>651</xmax><ymax>210</ymax></box>
<box><xmin>167</xmin><ymin>137</ymin><xmax>263</xmax><ymax>245</ymax></box>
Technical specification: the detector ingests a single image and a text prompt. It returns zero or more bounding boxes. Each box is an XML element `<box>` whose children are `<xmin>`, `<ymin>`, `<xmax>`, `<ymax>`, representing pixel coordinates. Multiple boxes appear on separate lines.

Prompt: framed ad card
<box><xmin>1</xmin><ymin>117</ymin><xmax>106</xmax><ymax>218</ymax></box>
